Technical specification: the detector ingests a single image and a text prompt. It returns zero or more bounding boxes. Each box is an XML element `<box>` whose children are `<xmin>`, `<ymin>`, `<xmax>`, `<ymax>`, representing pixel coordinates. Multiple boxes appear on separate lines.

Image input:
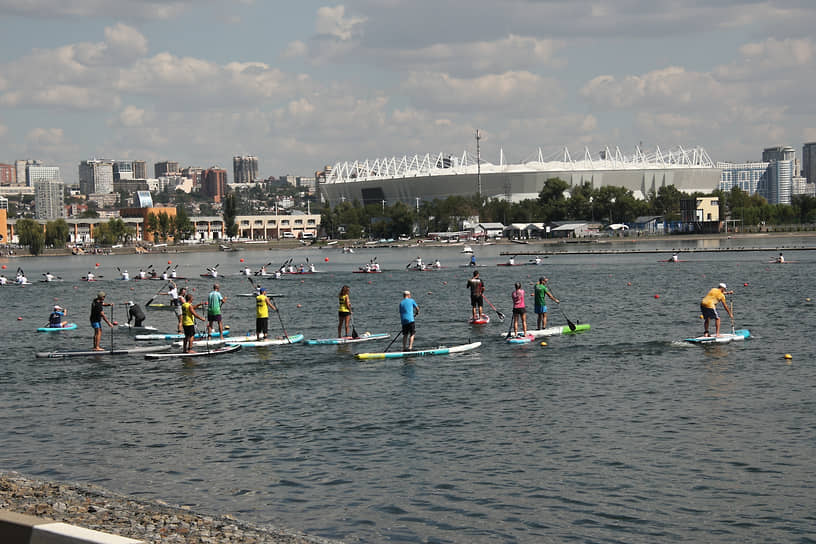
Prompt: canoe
<box><xmin>684</xmin><ymin>329</ymin><xmax>751</xmax><ymax>344</ymax></box>
<box><xmin>355</xmin><ymin>341</ymin><xmax>481</xmax><ymax>360</ymax></box>
<box><xmin>305</xmin><ymin>333</ymin><xmax>390</xmax><ymax>345</ymax></box>
<box><xmin>37</xmin><ymin>323</ymin><xmax>78</xmax><ymax>332</ymax></box>
<box><xmin>497</xmin><ymin>323</ymin><xmax>590</xmax><ymax>338</ymax></box>
<box><xmin>36</xmin><ymin>344</ymin><xmax>172</xmax><ymax>358</ymax></box>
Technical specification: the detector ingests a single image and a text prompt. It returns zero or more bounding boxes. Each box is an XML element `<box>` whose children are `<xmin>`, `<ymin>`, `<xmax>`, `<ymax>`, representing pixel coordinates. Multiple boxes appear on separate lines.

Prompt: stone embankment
<box><xmin>1</xmin><ymin>472</ymin><xmax>340</xmax><ymax>544</ymax></box>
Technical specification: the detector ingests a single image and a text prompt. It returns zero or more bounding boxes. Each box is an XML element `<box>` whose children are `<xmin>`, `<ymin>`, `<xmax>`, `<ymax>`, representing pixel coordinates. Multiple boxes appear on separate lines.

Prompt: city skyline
<box><xmin>1</xmin><ymin>2</ymin><xmax>816</xmax><ymax>186</ymax></box>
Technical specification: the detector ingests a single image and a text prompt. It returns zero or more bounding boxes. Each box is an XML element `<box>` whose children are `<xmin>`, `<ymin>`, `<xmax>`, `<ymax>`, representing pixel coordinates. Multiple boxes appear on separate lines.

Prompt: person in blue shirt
<box><xmin>48</xmin><ymin>305</ymin><xmax>68</xmax><ymax>328</ymax></box>
<box><xmin>399</xmin><ymin>290</ymin><xmax>420</xmax><ymax>351</ymax></box>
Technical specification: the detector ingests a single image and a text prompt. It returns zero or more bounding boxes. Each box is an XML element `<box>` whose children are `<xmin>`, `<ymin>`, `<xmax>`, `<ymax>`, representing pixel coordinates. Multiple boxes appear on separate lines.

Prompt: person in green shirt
<box><xmin>533</xmin><ymin>277</ymin><xmax>559</xmax><ymax>329</ymax></box>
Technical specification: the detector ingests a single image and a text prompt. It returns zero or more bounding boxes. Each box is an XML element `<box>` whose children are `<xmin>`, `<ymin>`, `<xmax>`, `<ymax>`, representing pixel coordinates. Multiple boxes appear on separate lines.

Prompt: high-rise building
<box><xmin>154</xmin><ymin>161</ymin><xmax>179</xmax><ymax>178</ymax></box>
<box><xmin>16</xmin><ymin>159</ymin><xmax>43</xmax><ymax>186</ymax></box>
<box><xmin>233</xmin><ymin>155</ymin><xmax>259</xmax><ymax>184</ymax></box>
<box><xmin>802</xmin><ymin>143</ymin><xmax>816</xmax><ymax>185</ymax></box>
<box><xmin>718</xmin><ymin>162</ymin><xmax>769</xmax><ymax>195</ymax></box>
<box><xmin>34</xmin><ymin>178</ymin><xmax>65</xmax><ymax>220</ymax></box>
<box><xmin>27</xmin><ymin>165</ymin><xmax>61</xmax><ymax>186</ymax></box>
<box><xmin>114</xmin><ymin>161</ymin><xmax>134</xmax><ymax>181</ymax></box>
<box><xmin>202</xmin><ymin>167</ymin><xmax>227</xmax><ymax>202</ymax></box>
<box><xmin>0</xmin><ymin>163</ymin><xmax>15</xmax><ymax>185</ymax></box>
<box><xmin>759</xmin><ymin>159</ymin><xmax>793</xmax><ymax>205</ymax></box>
<box><xmin>762</xmin><ymin>146</ymin><xmax>796</xmax><ymax>163</ymax></box>
<box><xmin>132</xmin><ymin>160</ymin><xmax>147</xmax><ymax>179</ymax></box>
<box><xmin>182</xmin><ymin>166</ymin><xmax>203</xmax><ymax>187</ymax></box>
<box><xmin>78</xmin><ymin>160</ymin><xmax>114</xmax><ymax>195</ymax></box>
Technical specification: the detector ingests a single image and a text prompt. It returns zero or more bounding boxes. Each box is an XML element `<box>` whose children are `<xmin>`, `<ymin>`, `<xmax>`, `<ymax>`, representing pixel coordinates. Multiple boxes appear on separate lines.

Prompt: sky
<box><xmin>1</xmin><ymin>0</ymin><xmax>816</xmax><ymax>185</ymax></box>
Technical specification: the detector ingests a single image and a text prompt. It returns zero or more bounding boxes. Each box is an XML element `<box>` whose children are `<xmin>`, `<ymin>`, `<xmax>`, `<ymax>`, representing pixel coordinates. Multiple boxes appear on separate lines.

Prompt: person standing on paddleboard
<box><xmin>700</xmin><ymin>283</ymin><xmax>734</xmax><ymax>337</ymax></box>
<box><xmin>255</xmin><ymin>287</ymin><xmax>277</xmax><ymax>340</ymax></box>
<box><xmin>533</xmin><ymin>277</ymin><xmax>559</xmax><ymax>330</ymax></box>
<box><xmin>181</xmin><ymin>293</ymin><xmax>206</xmax><ymax>353</ymax></box>
<box><xmin>49</xmin><ymin>305</ymin><xmax>68</xmax><ymax>328</ymax></box>
<box><xmin>399</xmin><ymin>290</ymin><xmax>419</xmax><ymax>351</ymax></box>
<box><xmin>206</xmin><ymin>283</ymin><xmax>227</xmax><ymax>338</ymax></box>
<box><xmin>511</xmin><ymin>282</ymin><xmax>528</xmax><ymax>337</ymax></box>
<box><xmin>160</xmin><ymin>281</ymin><xmax>184</xmax><ymax>333</ymax></box>
<box><xmin>90</xmin><ymin>291</ymin><xmax>113</xmax><ymax>351</ymax></box>
<box><xmin>338</xmin><ymin>285</ymin><xmax>352</xmax><ymax>338</ymax></box>
<box><xmin>126</xmin><ymin>301</ymin><xmax>146</xmax><ymax>327</ymax></box>
<box><xmin>466</xmin><ymin>270</ymin><xmax>485</xmax><ymax>320</ymax></box>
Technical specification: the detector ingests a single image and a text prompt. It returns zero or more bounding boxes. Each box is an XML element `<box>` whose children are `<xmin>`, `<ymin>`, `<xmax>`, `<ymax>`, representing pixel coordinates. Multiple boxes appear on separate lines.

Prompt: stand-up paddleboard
<box><xmin>135</xmin><ymin>330</ymin><xmax>230</xmax><ymax>341</ymax></box>
<box><xmin>144</xmin><ymin>344</ymin><xmax>242</xmax><ymax>359</ymax></box>
<box><xmin>172</xmin><ymin>337</ymin><xmax>231</xmax><ymax>348</ymax></box>
<box><xmin>118</xmin><ymin>324</ymin><xmax>159</xmax><ymax>333</ymax></box>
<box><xmin>305</xmin><ymin>332</ymin><xmax>390</xmax><ymax>345</ymax></box>
<box><xmin>506</xmin><ymin>333</ymin><xmax>535</xmax><ymax>344</ymax></box>
<box><xmin>227</xmin><ymin>334</ymin><xmax>305</xmax><ymax>347</ymax></box>
<box><xmin>36</xmin><ymin>344</ymin><xmax>172</xmax><ymax>358</ymax></box>
<box><xmin>496</xmin><ymin>323</ymin><xmax>590</xmax><ymax>338</ymax></box>
<box><xmin>469</xmin><ymin>314</ymin><xmax>490</xmax><ymax>325</ymax></box>
<box><xmin>355</xmin><ymin>341</ymin><xmax>481</xmax><ymax>360</ymax></box>
<box><xmin>37</xmin><ymin>323</ymin><xmax>78</xmax><ymax>332</ymax></box>
<box><xmin>684</xmin><ymin>329</ymin><xmax>750</xmax><ymax>344</ymax></box>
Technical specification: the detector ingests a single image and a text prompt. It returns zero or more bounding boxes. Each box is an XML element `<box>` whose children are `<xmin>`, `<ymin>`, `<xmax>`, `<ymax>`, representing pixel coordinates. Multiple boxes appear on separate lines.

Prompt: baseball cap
<box><xmin>97</xmin><ymin>291</ymin><xmax>106</xmax><ymax>298</ymax></box>
<box><xmin>259</xmin><ymin>287</ymin><xmax>266</xmax><ymax>292</ymax></box>
<box><xmin>54</xmin><ymin>305</ymin><xmax>62</xmax><ymax>311</ymax></box>
<box><xmin>718</xmin><ymin>283</ymin><xmax>727</xmax><ymax>289</ymax></box>
<box><xmin>403</xmin><ymin>290</ymin><xmax>411</xmax><ymax>296</ymax></box>
<box><xmin>127</xmin><ymin>301</ymin><xmax>134</xmax><ymax>306</ymax></box>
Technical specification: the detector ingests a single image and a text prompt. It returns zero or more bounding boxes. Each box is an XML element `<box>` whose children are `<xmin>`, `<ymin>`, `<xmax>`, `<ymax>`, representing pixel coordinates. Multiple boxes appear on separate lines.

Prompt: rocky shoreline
<box><xmin>0</xmin><ymin>471</ymin><xmax>341</xmax><ymax>544</ymax></box>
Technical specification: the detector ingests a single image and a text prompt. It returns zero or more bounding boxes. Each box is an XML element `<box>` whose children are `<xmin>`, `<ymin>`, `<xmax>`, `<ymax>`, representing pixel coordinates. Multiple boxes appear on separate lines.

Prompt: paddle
<box><xmin>145</xmin><ymin>281</ymin><xmax>173</xmax><ymax>307</ymax></box>
<box><xmin>255</xmin><ymin>262</ymin><xmax>272</xmax><ymax>276</ymax></box>
<box><xmin>482</xmin><ymin>295</ymin><xmax>505</xmax><ymax>321</ymax></box>
<box><xmin>267</xmin><ymin>293</ymin><xmax>291</xmax><ymax>343</ymax></box>
<box><xmin>383</xmin><ymin>329</ymin><xmax>403</xmax><ymax>352</ymax></box>
<box><xmin>350</xmin><ymin>313</ymin><xmax>359</xmax><ymax>339</ymax></box>
<box><xmin>729</xmin><ymin>294</ymin><xmax>736</xmax><ymax>335</ymax></box>
<box><xmin>505</xmin><ymin>312</ymin><xmax>516</xmax><ymax>339</ymax></box>
<box><xmin>546</xmin><ymin>287</ymin><xmax>576</xmax><ymax>331</ymax></box>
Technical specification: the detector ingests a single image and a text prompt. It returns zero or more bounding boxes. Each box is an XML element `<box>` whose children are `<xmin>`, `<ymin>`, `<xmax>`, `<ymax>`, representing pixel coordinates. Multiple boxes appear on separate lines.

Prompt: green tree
<box><xmin>223</xmin><ymin>193</ymin><xmax>239</xmax><ymax>239</ymax></box>
<box><xmin>16</xmin><ymin>218</ymin><xmax>45</xmax><ymax>255</ymax></box>
<box><xmin>653</xmin><ymin>185</ymin><xmax>683</xmax><ymax>221</ymax></box>
<box><xmin>174</xmin><ymin>206</ymin><xmax>194</xmax><ymax>241</ymax></box>
<box><xmin>538</xmin><ymin>178</ymin><xmax>569</xmax><ymax>221</ymax></box>
<box><xmin>44</xmin><ymin>218</ymin><xmax>70</xmax><ymax>248</ymax></box>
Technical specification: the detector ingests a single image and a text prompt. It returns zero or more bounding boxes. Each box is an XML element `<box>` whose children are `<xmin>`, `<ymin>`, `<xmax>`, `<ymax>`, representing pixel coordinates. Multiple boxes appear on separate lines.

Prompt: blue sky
<box><xmin>1</xmin><ymin>0</ymin><xmax>815</xmax><ymax>185</ymax></box>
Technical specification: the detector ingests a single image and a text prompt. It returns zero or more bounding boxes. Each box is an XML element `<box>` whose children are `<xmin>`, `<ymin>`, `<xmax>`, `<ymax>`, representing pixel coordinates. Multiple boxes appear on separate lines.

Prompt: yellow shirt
<box><xmin>182</xmin><ymin>302</ymin><xmax>195</xmax><ymax>326</ymax></box>
<box><xmin>338</xmin><ymin>294</ymin><xmax>350</xmax><ymax>313</ymax></box>
<box><xmin>701</xmin><ymin>288</ymin><xmax>726</xmax><ymax>309</ymax></box>
<box><xmin>256</xmin><ymin>294</ymin><xmax>269</xmax><ymax>318</ymax></box>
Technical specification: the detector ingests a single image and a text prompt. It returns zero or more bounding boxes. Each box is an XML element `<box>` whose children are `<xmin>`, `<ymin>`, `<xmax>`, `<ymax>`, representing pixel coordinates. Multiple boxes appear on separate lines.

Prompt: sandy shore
<box><xmin>0</xmin><ymin>471</ymin><xmax>341</xmax><ymax>544</ymax></box>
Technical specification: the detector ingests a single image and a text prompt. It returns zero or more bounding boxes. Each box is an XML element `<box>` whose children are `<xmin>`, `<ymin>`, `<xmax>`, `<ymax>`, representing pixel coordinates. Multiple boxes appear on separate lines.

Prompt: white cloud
<box><xmin>281</xmin><ymin>40</ymin><xmax>308</xmax><ymax>59</ymax></box>
<box><xmin>716</xmin><ymin>37</ymin><xmax>814</xmax><ymax>80</ymax></box>
<box><xmin>104</xmin><ymin>23</ymin><xmax>149</xmax><ymax>61</ymax></box>
<box><xmin>118</xmin><ymin>105</ymin><xmax>146</xmax><ymax>127</ymax></box>
<box><xmin>315</xmin><ymin>5</ymin><xmax>367</xmax><ymax>41</ymax></box>
<box><xmin>26</xmin><ymin>127</ymin><xmax>65</xmax><ymax>146</ymax></box>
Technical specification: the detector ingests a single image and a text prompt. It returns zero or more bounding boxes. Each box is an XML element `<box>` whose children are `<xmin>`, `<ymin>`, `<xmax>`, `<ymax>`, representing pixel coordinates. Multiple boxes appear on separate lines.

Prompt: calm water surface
<box><xmin>1</xmin><ymin>238</ymin><xmax>815</xmax><ymax>543</ymax></box>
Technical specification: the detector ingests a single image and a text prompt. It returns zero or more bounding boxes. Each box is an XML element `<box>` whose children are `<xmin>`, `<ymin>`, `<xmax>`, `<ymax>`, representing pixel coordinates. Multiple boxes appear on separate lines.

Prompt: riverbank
<box><xmin>0</xmin><ymin>471</ymin><xmax>340</xmax><ymax>544</ymax></box>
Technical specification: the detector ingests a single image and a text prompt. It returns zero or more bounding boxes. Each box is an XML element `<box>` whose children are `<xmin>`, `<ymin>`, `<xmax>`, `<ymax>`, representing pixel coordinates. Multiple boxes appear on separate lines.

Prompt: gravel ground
<box><xmin>0</xmin><ymin>471</ymin><xmax>342</xmax><ymax>544</ymax></box>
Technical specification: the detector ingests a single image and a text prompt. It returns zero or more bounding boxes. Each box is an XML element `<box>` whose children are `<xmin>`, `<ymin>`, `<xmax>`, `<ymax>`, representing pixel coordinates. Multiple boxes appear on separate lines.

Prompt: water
<box><xmin>1</xmin><ymin>239</ymin><xmax>815</xmax><ymax>543</ymax></box>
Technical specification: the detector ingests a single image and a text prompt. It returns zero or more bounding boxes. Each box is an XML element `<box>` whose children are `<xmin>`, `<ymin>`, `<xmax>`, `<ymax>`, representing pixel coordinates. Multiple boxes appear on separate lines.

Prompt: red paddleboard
<box><xmin>469</xmin><ymin>314</ymin><xmax>490</xmax><ymax>325</ymax></box>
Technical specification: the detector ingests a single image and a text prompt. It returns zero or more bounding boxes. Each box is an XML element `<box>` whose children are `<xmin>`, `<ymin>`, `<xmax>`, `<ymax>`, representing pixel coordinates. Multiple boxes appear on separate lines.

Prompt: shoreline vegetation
<box><xmin>0</xmin><ymin>471</ymin><xmax>340</xmax><ymax>544</ymax></box>
<box><xmin>4</xmin><ymin>230</ymin><xmax>816</xmax><ymax>259</ymax></box>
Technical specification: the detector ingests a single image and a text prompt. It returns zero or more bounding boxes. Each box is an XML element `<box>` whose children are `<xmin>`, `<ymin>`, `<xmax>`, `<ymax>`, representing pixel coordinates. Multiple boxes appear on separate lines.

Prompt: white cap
<box><xmin>719</xmin><ymin>283</ymin><xmax>727</xmax><ymax>289</ymax></box>
<box><xmin>127</xmin><ymin>300</ymin><xmax>134</xmax><ymax>306</ymax></box>
<box><xmin>403</xmin><ymin>290</ymin><xmax>411</xmax><ymax>296</ymax></box>
<box><xmin>54</xmin><ymin>305</ymin><xmax>62</xmax><ymax>311</ymax></box>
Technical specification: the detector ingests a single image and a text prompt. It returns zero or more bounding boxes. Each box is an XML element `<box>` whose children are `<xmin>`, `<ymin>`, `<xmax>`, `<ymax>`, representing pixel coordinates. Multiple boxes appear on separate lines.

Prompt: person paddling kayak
<box><xmin>700</xmin><ymin>283</ymin><xmax>734</xmax><ymax>337</ymax></box>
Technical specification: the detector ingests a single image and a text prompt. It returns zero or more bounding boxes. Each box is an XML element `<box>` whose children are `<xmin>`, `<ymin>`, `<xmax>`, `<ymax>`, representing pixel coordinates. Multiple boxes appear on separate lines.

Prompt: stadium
<box><xmin>320</xmin><ymin>145</ymin><xmax>721</xmax><ymax>207</ymax></box>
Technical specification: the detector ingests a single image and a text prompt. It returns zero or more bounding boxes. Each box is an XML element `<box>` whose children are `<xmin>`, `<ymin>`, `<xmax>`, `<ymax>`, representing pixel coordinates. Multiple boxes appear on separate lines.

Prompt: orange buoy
<box><xmin>324</xmin><ymin>257</ymin><xmax>329</xmax><ymax>262</ymax></box>
<box><xmin>654</xmin><ymin>294</ymin><xmax>660</xmax><ymax>299</ymax></box>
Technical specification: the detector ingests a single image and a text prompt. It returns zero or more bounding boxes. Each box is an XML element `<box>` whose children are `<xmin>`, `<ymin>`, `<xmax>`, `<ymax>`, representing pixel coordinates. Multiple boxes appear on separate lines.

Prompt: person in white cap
<box><xmin>700</xmin><ymin>283</ymin><xmax>734</xmax><ymax>337</ymax></box>
<box><xmin>48</xmin><ymin>305</ymin><xmax>68</xmax><ymax>328</ymax></box>
<box><xmin>127</xmin><ymin>301</ymin><xmax>146</xmax><ymax>327</ymax></box>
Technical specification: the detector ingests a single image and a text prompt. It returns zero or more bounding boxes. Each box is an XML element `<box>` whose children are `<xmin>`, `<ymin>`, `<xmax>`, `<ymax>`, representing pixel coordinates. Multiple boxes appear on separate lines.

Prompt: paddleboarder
<box><xmin>255</xmin><ymin>287</ymin><xmax>277</xmax><ymax>340</ymax></box>
<box><xmin>533</xmin><ymin>277</ymin><xmax>559</xmax><ymax>330</ymax></box>
<box><xmin>510</xmin><ymin>282</ymin><xmax>528</xmax><ymax>337</ymax></box>
<box><xmin>90</xmin><ymin>291</ymin><xmax>113</xmax><ymax>351</ymax></box>
<box><xmin>126</xmin><ymin>301</ymin><xmax>146</xmax><ymax>327</ymax></box>
<box><xmin>181</xmin><ymin>293</ymin><xmax>206</xmax><ymax>353</ymax></box>
<box><xmin>700</xmin><ymin>283</ymin><xmax>734</xmax><ymax>337</ymax></box>
<box><xmin>48</xmin><ymin>305</ymin><xmax>68</xmax><ymax>328</ymax></box>
<box><xmin>338</xmin><ymin>285</ymin><xmax>352</xmax><ymax>338</ymax></box>
<box><xmin>399</xmin><ymin>290</ymin><xmax>419</xmax><ymax>351</ymax></box>
<box><xmin>466</xmin><ymin>270</ymin><xmax>485</xmax><ymax>320</ymax></box>
<box><xmin>160</xmin><ymin>281</ymin><xmax>184</xmax><ymax>332</ymax></box>
<box><xmin>206</xmin><ymin>283</ymin><xmax>227</xmax><ymax>339</ymax></box>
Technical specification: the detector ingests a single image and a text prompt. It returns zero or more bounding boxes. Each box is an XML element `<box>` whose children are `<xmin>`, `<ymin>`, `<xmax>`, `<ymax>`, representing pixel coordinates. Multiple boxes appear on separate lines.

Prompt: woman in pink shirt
<box><xmin>511</xmin><ymin>282</ymin><xmax>528</xmax><ymax>336</ymax></box>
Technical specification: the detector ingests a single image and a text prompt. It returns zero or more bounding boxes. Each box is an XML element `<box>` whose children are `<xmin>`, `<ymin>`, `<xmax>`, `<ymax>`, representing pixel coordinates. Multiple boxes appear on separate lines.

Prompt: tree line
<box><xmin>319</xmin><ymin>178</ymin><xmax>816</xmax><ymax>239</ymax></box>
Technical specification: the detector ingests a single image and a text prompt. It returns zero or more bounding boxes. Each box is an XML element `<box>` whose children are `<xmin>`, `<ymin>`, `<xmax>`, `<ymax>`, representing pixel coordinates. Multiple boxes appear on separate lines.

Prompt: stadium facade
<box><xmin>320</xmin><ymin>146</ymin><xmax>721</xmax><ymax>207</ymax></box>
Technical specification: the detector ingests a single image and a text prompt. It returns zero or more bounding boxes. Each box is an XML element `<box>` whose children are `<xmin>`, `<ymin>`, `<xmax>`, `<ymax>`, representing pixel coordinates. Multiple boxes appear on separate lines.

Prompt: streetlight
<box><xmin>382</xmin><ymin>199</ymin><xmax>386</xmax><ymax>213</ymax></box>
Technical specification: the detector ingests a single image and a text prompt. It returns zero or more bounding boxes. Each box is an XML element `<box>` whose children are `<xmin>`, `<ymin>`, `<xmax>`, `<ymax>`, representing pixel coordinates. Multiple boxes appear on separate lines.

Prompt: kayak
<box><xmin>144</xmin><ymin>344</ymin><xmax>242</xmax><ymax>359</ymax></box>
<box><xmin>497</xmin><ymin>323</ymin><xmax>590</xmax><ymax>338</ymax></box>
<box><xmin>684</xmin><ymin>329</ymin><xmax>751</xmax><ymax>344</ymax></box>
<box><xmin>146</xmin><ymin>303</ymin><xmax>173</xmax><ymax>310</ymax></box>
<box><xmin>353</xmin><ymin>269</ymin><xmax>383</xmax><ymax>274</ymax></box>
<box><xmin>496</xmin><ymin>263</ymin><xmax>523</xmax><ymax>267</ymax></box>
<box><xmin>37</xmin><ymin>323</ymin><xmax>78</xmax><ymax>332</ymax></box>
<box><xmin>135</xmin><ymin>330</ymin><xmax>230</xmax><ymax>341</ymax></box>
<box><xmin>118</xmin><ymin>324</ymin><xmax>159</xmax><ymax>333</ymax></box>
<box><xmin>35</xmin><ymin>344</ymin><xmax>172</xmax><ymax>358</ymax></box>
<box><xmin>469</xmin><ymin>315</ymin><xmax>490</xmax><ymax>325</ymax></box>
<box><xmin>355</xmin><ymin>341</ymin><xmax>481</xmax><ymax>360</ymax></box>
<box><xmin>305</xmin><ymin>332</ymin><xmax>390</xmax><ymax>345</ymax></box>
<box><xmin>227</xmin><ymin>334</ymin><xmax>305</xmax><ymax>347</ymax></box>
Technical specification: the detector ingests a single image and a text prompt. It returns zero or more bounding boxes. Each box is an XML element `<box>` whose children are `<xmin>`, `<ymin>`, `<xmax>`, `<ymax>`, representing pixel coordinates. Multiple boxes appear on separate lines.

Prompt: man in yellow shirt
<box><xmin>700</xmin><ymin>283</ymin><xmax>734</xmax><ymax>337</ymax></box>
<box><xmin>181</xmin><ymin>293</ymin><xmax>205</xmax><ymax>353</ymax></box>
<box><xmin>255</xmin><ymin>287</ymin><xmax>277</xmax><ymax>340</ymax></box>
